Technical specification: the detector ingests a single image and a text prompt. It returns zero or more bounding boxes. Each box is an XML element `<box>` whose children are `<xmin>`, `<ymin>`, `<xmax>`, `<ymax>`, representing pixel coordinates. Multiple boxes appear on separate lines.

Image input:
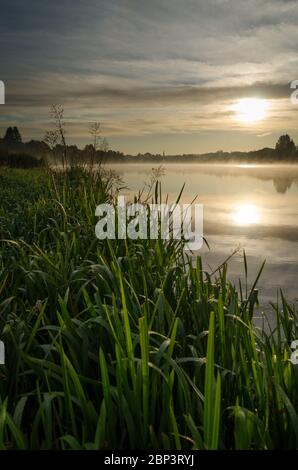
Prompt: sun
<box><xmin>234</xmin><ymin>98</ymin><xmax>269</xmax><ymax>123</ymax></box>
<box><xmin>232</xmin><ymin>203</ymin><xmax>261</xmax><ymax>226</ymax></box>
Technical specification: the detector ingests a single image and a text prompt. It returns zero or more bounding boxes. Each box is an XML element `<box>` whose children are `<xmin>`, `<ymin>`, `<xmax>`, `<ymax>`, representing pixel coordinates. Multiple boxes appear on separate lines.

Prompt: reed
<box><xmin>0</xmin><ymin>167</ymin><xmax>297</xmax><ymax>449</ymax></box>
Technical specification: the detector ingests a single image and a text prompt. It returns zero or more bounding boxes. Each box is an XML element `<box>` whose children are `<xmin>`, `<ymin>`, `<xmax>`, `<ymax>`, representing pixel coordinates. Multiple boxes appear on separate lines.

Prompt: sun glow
<box><xmin>234</xmin><ymin>98</ymin><xmax>269</xmax><ymax>123</ymax></box>
<box><xmin>232</xmin><ymin>203</ymin><xmax>261</xmax><ymax>226</ymax></box>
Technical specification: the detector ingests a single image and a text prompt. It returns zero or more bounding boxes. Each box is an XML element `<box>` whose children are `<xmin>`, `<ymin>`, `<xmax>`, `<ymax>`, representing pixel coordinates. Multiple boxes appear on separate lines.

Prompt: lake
<box><xmin>107</xmin><ymin>162</ymin><xmax>298</xmax><ymax>313</ymax></box>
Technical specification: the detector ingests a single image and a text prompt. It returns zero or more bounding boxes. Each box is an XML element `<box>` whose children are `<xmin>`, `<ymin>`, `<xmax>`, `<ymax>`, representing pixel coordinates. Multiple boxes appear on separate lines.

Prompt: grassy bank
<box><xmin>0</xmin><ymin>167</ymin><xmax>297</xmax><ymax>450</ymax></box>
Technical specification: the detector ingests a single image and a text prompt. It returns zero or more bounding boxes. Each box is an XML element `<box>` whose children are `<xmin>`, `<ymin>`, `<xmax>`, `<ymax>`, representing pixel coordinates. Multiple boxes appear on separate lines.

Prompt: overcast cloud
<box><xmin>0</xmin><ymin>0</ymin><xmax>297</xmax><ymax>153</ymax></box>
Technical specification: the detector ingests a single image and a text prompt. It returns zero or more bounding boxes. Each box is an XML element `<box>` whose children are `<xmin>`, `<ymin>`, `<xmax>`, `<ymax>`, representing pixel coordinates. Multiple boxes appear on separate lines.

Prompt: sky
<box><xmin>0</xmin><ymin>0</ymin><xmax>298</xmax><ymax>154</ymax></box>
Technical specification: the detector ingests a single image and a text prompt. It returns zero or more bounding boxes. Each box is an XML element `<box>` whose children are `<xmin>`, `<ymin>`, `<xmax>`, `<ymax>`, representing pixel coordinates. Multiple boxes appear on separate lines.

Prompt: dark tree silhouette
<box><xmin>3</xmin><ymin>126</ymin><xmax>22</xmax><ymax>144</ymax></box>
<box><xmin>275</xmin><ymin>134</ymin><xmax>296</xmax><ymax>159</ymax></box>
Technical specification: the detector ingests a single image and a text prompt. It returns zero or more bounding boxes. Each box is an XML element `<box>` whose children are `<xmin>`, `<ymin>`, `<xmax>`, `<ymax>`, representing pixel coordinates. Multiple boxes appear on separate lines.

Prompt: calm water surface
<box><xmin>107</xmin><ymin>163</ymin><xmax>298</xmax><ymax>310</ymax></box>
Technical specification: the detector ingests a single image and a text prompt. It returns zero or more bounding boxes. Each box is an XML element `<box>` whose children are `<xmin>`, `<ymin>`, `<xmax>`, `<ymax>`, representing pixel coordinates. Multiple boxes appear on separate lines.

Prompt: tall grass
<box><xmin>0</xmin><ymin>167</ymin><xmax>297</xmax><ymax>450</ymax></box>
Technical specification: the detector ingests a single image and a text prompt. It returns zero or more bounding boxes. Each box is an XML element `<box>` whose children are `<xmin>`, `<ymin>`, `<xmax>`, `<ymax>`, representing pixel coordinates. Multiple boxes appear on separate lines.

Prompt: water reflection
<box><xmin>191</xmin><ymin>164</ymin><xmax>298</xmax><ymax>195</ymax></box>
<box><xmin>273</xmin><ymin>178</ymin><xmax>296</xmax><ymax>194</ymax></box>
<box><xmin>113</xmin><ymin>163</ymin><xmax>298</xmax><ymax>195</ymax></box>
<box><xmin>107</xmin><ymin>163</ymin><xmax>298</xmax><ymax>305</ymax></box>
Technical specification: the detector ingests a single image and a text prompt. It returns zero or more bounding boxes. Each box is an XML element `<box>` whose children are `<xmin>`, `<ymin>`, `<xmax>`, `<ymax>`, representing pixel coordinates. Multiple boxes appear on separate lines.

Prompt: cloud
<box><xmin>257</xmin><ymin>132</ymin><xmax>272</xmax><ymax>138</ymax></box>
<box><xmin>1</xmin><ymin>1</ymin><xmax>298</xmax><ymax>151</ymax></box>
<box><xmin>6</xmin><ymin>69</ymin><xmax>290</xmax><ymax>106</ymax></box>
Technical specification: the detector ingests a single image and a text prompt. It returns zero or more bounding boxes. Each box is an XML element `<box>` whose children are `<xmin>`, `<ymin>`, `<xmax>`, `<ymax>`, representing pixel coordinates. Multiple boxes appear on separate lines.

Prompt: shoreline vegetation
<box><xmin>0</xmin><ymin>166</ymin><xmax>298</xmax><ymax>450</ymax></box>
<box><xmin>1</xmin><ymin>124</ymin><xmax>298</xmax><ymax>168</ymax></box>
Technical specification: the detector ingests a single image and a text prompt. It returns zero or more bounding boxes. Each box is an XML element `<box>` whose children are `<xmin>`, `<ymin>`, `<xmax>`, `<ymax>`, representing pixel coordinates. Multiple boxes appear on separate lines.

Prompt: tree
<box><xmin>275</xmin><ymin>134</ymin><xmax>296</xmax><ymax>160</ymax></box>
<box><xmin>3</xmin><ymin>126</ymin><xmax>22</xmax><ymax>144</ymax></box>
<box><xmin>12</xmin><ymin>126</ymin><xmax>22</xmax><ymax>143</ymax></box>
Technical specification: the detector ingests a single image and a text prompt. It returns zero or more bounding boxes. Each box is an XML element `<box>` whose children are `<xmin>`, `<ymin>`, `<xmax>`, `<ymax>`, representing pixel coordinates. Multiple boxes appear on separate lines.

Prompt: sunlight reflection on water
<box><xmin>107</xmin><ymin>162</ymin><xmax>298</xmax><ymax>307</ymax></box>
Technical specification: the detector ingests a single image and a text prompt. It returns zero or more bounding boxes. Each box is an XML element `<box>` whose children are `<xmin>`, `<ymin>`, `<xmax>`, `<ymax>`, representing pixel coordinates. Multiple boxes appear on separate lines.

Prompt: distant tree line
<box><xmin>1</xmin><ymin>120</ymin><xmax>298</xmax><ymax>168</ymax></box>
<box><xmin>0</xmin><ymin>126</ymin><xmax>123</xmax><ymax>169</ymax></box>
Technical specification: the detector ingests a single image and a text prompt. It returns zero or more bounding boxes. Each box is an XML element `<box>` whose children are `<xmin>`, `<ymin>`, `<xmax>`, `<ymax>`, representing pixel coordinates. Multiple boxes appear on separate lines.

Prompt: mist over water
<box><xmin>107</xmin><ymin>163</ymin><xmax>298</xmax><ymax>312</ymax></box>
